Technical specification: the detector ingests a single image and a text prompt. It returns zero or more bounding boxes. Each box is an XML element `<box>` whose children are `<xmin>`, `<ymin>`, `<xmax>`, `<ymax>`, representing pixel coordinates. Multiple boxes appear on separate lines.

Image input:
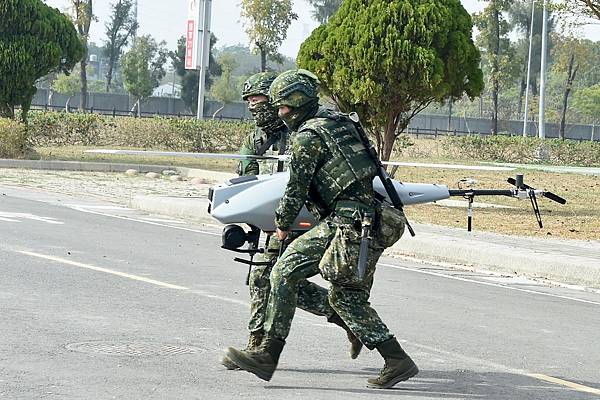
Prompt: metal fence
<box><xmin>27</xmin><ymin>103</ymin><xmax>248</xmax><ymax>122</ymax></box>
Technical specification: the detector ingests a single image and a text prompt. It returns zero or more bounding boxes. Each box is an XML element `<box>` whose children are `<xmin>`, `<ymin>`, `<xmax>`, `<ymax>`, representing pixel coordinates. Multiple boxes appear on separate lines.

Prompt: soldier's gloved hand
<box><xmin>276</xmin><ymin>228</ymin><xmax>289</xmax><ymax>241</ymax></box>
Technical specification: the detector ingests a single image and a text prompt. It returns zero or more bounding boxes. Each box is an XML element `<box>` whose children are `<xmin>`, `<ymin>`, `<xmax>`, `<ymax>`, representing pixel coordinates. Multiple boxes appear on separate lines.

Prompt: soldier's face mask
<box><xmin>277</xmin><ymin>100</ymin><xmax>319</xmax><ymax>131</ymax></box>
<box><xmin>248</xmin><ymin>100</ymin><xmax>279</xmax><ymax>128</ymax></box>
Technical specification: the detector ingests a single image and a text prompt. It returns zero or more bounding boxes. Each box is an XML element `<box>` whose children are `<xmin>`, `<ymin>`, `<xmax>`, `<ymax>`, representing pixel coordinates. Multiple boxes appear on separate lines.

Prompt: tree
<box><xmin>240</xmin><ymin>0</ymin><xmax>298</xmax><ymax>71</ymax></box>
<box><xmin>103</xmin><ymin>0</ymin><xmax>137</xmax><ymax>92</ymax></box>
<box><xmin>474</xmin><ymin>0</ymin><xmax>514</xmax><ymax>134</ymax></box>
<box><xmin>572</xmin><ymin>83</ymin><xmax>600</xmax><ymax>124</ymax></box>
<box><xmin>170</xmin><ymin>34</ymin><xmax>221</xmax><ymax>113</ymax></box>
<box><xmin>580</xmin><ymin>0</ymin><xmax>600</xmax><ymax>18</ymax></box>
<box><xmin>307</xmin><ymin>0</ymin><xmax>342</xmax><ymax>24</ymax></box>
<box><xmin>209</xmin><ymin>54</ymin><xmax>239</xmax><ymax>118</ymax></box>
<box><xmin>52</xmin><ymin>72</ymin><xmax>80</xmax><ymax>111</ymax></box>
<box><xmin>557</xmin><ymin>0</ymin><xmax>600</xmax><ymax>20</ymax></box>
<box><xmin>122</xmin><ymin>35</ymin><xmax>168</xmax><ymax>116</ymax></box>
<box><xmin>70</xmin><ymin>0</ymin><xmax>94</xmax><ymax>110</ymax></box>
<box><xmin>0</xmin><ymin>0</ymin><xmax>84</xmax><ymax>120</ymax></box>
<box><xmin>214</xmin><ymin>44</ymin><xmax>296</xmax><ymax>75</ymax></box>
<box><xmin>551</xmin><ymin>34</ymin><xmax>593</xmax><ymax>139</ymax></box>
<box><xmin>508</xmin><ymin>0</ymin><xmax>555</xmax><ymax>117</ymax></box>
<box><xmin>298</xmin><ymin>0</ymin><xmax>483</xmax><ymax>161</ymax></box>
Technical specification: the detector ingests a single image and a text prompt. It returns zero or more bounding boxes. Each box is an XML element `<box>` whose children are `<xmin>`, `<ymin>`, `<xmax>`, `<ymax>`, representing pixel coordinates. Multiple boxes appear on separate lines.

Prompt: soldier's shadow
<box><xmin>267</xmin><ymin>368</ymin><xmax>600</xmax><ymax>399</ymax></box>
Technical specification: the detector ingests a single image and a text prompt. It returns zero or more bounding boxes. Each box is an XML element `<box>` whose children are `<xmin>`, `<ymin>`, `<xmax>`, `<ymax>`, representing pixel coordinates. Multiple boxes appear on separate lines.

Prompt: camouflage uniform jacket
<box><xmin>238</xmin><ymin>125</ymin><xmax>289</xmax><ymax>176</ymax></box>
<box><xmin>275</xmin><ymin>112</ymin><xmax>376</xmax><ymax>231</ymax></box>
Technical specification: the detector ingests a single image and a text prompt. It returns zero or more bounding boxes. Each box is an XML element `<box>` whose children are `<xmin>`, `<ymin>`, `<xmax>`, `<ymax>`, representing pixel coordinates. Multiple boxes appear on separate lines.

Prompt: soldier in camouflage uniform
<box><xmin>226</xmin><ymin>70</ymin><xmax>418</xmax><ymax>389</ymax></box>
<box><xmin>221</xmin><ymin>72</ymin><xmax>363</xmax><ymax>370</ymax></box>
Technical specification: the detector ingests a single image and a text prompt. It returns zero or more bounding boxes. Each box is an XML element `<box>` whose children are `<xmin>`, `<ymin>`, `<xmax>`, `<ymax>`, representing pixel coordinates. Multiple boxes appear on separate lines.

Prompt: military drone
<box><xmin>87</xmin><ymin>149</ymin><xmax>567</xmax><ymax>276</ymax></box>
<box><xmin>86</xmin><ymin>149</ymin><xmax>566</xmax><ymax>234</ymax></box>
<box><xmin>208</xmin><ymin>170</ymin><xmax>566</xmax><ymax>234</ymax></box>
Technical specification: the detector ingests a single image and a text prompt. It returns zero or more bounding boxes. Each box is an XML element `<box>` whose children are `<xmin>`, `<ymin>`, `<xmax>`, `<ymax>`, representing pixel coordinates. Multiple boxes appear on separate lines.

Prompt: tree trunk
<box><xmin>260</xmin><ymin>48</ymin><xmax>267</xmax><ymax>72</ymax></box>
<box><xmin>212</xmin><ymin>103</ymin><xmax>225</xmax><ymax>119</ymax></box>
<box><xmin>492</xmin><ymin>81</ymin><xmax>499</xmax><ymax>135</ymax></box>
<box><xmin>80</xmin><ymin>59</ymin><xmax>88</xmax><ymax>110</ymax></box>
<box><xmin>447</xmin><ymin>100</ymin><xmax>453</xmax><ymax>131</ymax></box>
<box><xmin>381</xmin><ymin>113</ymin><xmax>407</xmax><ymax>162</ymax></box>
<box><xmin>65</xmin><ymin>96</ymin><xmax>73</xmax><ymax>112</ymax></box>
<box><xmin>105</xmin><ymin>61</ymin><xmax>114</xmax><ymax>92</ymax></box>
<box><xmin>559</xmin><ymin>53</ymin><xmax>578</xmax><ymax>140</ymax></box>
<box><xmin>531</xmin><ymin>76</ymin><xmax>538</xmax><ymax>96</ymax></box>
<box><xmin>0</xmin><ymin>103</ymin><xmax>14</xmax><ymax>119</ymax></box>
<box><xmin>517</xmin><ymin>76</ymin><xmax>526</xmax><ymax>117</ymax></box>
<box><xmin>491</xmin><ymin>2</ymin><xmax>500</xmax><ymax>135</ymax></box>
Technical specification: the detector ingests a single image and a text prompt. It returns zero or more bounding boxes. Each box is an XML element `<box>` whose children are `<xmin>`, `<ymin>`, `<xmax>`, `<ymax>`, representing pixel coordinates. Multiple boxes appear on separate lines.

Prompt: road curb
<box><xmin>0</xmin><ymin>158</ymin><xmax>236</xmax><ymax>181</ymax></box>
<box><xmin>387</xmin><ymin>234</ymin><xmax>600</xmax><ymax>288</ymax></box>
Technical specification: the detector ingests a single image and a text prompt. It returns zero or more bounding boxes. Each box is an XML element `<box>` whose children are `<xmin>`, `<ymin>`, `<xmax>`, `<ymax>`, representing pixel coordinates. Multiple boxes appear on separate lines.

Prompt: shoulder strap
<box><xmin>255</xmin><ymin>132</ymin><xmax>281</xmax><ymax>155</ymax></box>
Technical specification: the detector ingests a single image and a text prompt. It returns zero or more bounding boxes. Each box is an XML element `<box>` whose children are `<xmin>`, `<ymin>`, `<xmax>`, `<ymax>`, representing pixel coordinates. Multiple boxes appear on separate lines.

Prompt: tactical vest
<box><xmin>298</xmin><ymin>109</ymin><xmax>377</xmax><ymax>207</ymax></box>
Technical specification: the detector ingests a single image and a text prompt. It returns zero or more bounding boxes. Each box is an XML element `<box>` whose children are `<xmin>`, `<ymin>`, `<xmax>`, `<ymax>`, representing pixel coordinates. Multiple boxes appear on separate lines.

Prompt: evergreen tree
<box><xmin>0</xmin><ymin>0</ymin><xmax>83</xmax><ymax>119</ymax></box>
<box><xmin>298</xmin><ymin>0</ymin><xmax>483</xmax><ymax>160</ymax></box>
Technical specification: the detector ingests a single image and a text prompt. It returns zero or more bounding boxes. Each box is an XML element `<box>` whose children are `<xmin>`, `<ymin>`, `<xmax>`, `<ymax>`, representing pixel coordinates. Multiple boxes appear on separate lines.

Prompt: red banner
<box><xmin>185</xmin><ymin>20</ymin><xmax>195</xmax><ymax>69</ymax></box>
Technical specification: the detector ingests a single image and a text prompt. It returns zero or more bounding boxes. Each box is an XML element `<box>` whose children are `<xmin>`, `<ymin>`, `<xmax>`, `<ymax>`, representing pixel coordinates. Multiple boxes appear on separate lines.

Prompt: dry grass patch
<box><xmin>395</xmin><ymin>166</ymin><xmax>599</xmax><ymax>240</ymax></box>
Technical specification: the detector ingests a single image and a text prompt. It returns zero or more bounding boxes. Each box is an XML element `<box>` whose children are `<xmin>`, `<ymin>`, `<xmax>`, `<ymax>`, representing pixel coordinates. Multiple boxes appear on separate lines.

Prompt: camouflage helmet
<box><xmin>269</xmin><ymin>69</ymin><xmax>320</xmax><ymax>108</ymax></box>
<box><xmin>241</xmin><ymin>72</ymin><xmax>278</xmax><ymax>101</ymax></box>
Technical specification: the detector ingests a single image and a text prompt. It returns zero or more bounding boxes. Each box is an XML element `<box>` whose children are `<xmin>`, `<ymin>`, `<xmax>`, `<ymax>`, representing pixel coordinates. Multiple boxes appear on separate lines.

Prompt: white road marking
<box><xmin>67</xmin><ymin>204</ymin><xmax>599</xmax><ymax>305</ymax></box>
<box><xmin>0</xmin><ymin>217</ymin><xmax>19</xmax><ymax>222</ymax></box>
<box><xmin>527</xmin><ymin>373</ymin><xmax>600</xmax><ymax>395</ymax></box>
<box><xmin>66</xmin><ymin>205</ymin><xmax>221</xmax><ymax>236</ymax></box>
<box><xmin>15</xmin><ymin>250</ymin><xmax>322</xmax><ymax>324</ymax></box>
<box><xmin>64</xmin><ymin>204</ymin><xmax>130</xmax><ymax>210</ymax></box>
<box><xmin>380</xmin><ymin>263</ymin><xmax>600</xmax><ymax>306</ymax></box>
<box><xmin>19</xmin><ymin>251</ymin><xmax>188</xmax><ymax>290</ymax></box>
<box><xmin>0</xmin><ymin>212</ymin><xmax>63</xmax><ymax>224</ymax></box>
<box><xmin>13</xmin><ymin>250</ymin><xmax>598</xmax><ymax>395</ymax></box>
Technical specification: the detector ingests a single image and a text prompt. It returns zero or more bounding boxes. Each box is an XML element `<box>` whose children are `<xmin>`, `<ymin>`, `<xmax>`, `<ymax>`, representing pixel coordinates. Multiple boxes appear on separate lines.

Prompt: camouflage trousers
<box><xmin>264</xmin><ymin>205</ymin><xmax>396</xmax><ymax>350</ymax></box>
<box><xmin>247</xmin><ymin>231</ymin><xmax>336</xmax><ymax>332</ymax></box>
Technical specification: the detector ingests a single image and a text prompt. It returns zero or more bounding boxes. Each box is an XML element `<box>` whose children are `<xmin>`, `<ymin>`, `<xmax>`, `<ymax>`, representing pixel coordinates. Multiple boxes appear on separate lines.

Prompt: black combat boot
<box><xmin>328</xmin><ymin>313</ymin><xmax>363</xmax><ymax>359</ymax></box>
<box><xmin>225</xmin><ymin>337</ymin><xmax>285</xmax><ymax>381</ymax></box>
<box><xmin>367</xmin><ymin>337</ymin><xmax>419</xmax><ymax>389</ymax></box>
<box><xmin>221</xmin><ymin>330</ymin><xmax>264</xmax><ymax>370</ymax></box>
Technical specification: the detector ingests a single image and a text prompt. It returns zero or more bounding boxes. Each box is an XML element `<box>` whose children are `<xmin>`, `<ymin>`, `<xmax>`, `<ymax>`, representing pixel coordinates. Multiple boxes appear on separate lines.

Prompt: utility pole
<box><xmin>538</xmin><ymin>0</ymin><xmax>548</xmax><ymax>139</ymax></box>
<box><xmin>196</xmin><ymin>0</ymin><xmax>212</xmax><ymax>120</ymax></box>
<box><xmin>523</xmin><ymin>0</ymin><xmax>535</xmax><ymax>137</ymax></box>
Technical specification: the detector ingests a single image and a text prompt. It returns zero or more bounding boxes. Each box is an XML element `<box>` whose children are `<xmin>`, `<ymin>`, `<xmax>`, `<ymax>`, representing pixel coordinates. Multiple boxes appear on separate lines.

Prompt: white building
<box><xmin>153</xmin><ymin>83</ymin><xmax>182</xmax><ymax>98</ymax></box>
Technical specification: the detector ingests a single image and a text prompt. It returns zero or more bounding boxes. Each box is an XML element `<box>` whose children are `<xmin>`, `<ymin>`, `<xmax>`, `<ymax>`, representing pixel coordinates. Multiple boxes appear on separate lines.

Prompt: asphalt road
<box><xmin>1</xmin><ymin>186</ymin><xmax>599</xmax><ymax>400</ymax></box>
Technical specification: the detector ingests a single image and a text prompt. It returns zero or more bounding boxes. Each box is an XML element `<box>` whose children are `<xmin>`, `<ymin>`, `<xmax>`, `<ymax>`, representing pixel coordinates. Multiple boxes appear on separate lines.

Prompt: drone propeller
<box><xmin>507</xmin><ymin>176</ymin><xmax>567</xmax><ymax>205</ymax></box>
<box><xmin>448</xmin><ymin>173</ymin><xmax>567</xmax><ymax>231</ymax></box>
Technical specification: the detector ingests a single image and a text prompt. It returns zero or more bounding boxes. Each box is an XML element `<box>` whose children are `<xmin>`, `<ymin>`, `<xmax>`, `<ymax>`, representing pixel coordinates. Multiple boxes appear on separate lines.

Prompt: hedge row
<box><xmin>2</xmin><ymin>112</ymin><xmax>600</xmax><ymax>166</ymax></box>
<box><xmin>441</xmin><ymin>134</ymin><xmax>600</xmax><ymax>166</ymax></box>
<box><xmin>0</xmin><ymin>118</ymin><xmax>31</xmax><ymax>158</ymax></box>
<box><xmin>25</xmin><ymin>111</ymin><xmax>254</xmax><ymax>152</ymax></box>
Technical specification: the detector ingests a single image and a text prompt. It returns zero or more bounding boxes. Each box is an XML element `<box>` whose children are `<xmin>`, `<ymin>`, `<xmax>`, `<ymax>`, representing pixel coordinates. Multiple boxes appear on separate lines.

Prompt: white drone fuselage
<box><xmin>208</xmin><ymin>172</ymin><xmax>450</xmax><ymax>231</ymax></box>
